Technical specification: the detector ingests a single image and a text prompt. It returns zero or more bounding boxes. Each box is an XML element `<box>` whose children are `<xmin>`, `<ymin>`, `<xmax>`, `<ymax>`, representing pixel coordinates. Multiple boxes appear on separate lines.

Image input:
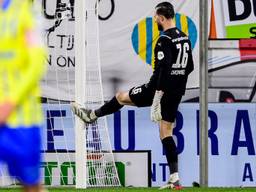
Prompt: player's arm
<box><xmin>151</xmin><ymin>38</ymin><xmax>171</xmax><ymax>122</ymax></box>
<box><xmin>0</xmin><ymin>3</ymin><xmax>47</xmax><ymax>124</ymax></box>
<box><xmin>0</xmin><ymin>30</ymin><xmax>46</xmax><ymax>125</ymax></box>
<box><xmin>186</xmin><ymin>40</ymin><xmax>194</xmax><ymax>75</ymax></box>
<box><xmin>155</xmin><ymin>38</ymin><xmax>171</xmax><ymax>92</ymax></box>
<box><xmin>10</xmin><ymin>6</ymin><xmax>47</xmax><ymax>106</ymax></box>
<box><xmin>11</xmin><ymin>31</ymin><xmax>47</xmax><ymax>105</ymax></box>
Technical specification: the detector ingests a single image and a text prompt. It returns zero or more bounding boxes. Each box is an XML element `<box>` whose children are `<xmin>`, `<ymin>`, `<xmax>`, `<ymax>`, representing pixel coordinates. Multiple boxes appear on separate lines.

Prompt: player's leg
<box><xmin>159</xmin><ymin>120</ymin><xmax>181</xmax><ymax>190</ymax></box>
<box><xmin>159</xmin><ymin>94</ymin><xmax>182</xmax><ymax>190</ymax></box>
<box><xmin>23</xmin><ymin>184</ymin><xmax>45</xmax><ymax>192</ymax></box>
<box><xmin>72</xmin><ymin>84</ymin><xmax>154</xmax><ymax>123</ymax></box>
<box><xmin>71</xmin><ymin>90</ymin><xmax>134</xmax><ymax>123</ymax></box>
<box><xmin>3</xmin><ymin>126</ymin><xmax>44</xmax><ymax>192</ymax></box>
<box><xmin>94</xmin><ymin>90</ymin><xmax>135</xmax><ymax>117</ymax></box>
<box><xmin>20</xmin><ymin>127</ymin><xmax>45</xmax><ymax>192</ymax></box>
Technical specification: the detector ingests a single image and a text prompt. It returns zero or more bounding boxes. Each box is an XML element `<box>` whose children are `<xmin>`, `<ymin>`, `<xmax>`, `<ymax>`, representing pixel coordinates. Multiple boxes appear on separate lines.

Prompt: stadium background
<box><xmin>40</xmin><ymin>0</ymin><xmax>256</xmax><ymax>187</ymax></box>
<box><xmin>1</xmin><ymin>0</ymin><xmax>255</xmax><ymax>189</ymax></box>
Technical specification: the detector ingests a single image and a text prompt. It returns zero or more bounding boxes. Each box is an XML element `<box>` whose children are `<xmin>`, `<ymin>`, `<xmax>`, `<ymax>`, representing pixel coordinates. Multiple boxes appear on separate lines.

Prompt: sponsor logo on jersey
<box><xmin>157</xmin><ymin>51</ymin><xmax>164</xmax><ymax>60</ymax></box>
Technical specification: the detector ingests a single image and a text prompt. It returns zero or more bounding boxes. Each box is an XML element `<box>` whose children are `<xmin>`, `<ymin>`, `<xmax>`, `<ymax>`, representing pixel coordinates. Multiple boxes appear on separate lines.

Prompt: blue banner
<box><xmin>42</xmin><ymin>103</ymin><xmax>256</xmax><ymax>187</ymax></box>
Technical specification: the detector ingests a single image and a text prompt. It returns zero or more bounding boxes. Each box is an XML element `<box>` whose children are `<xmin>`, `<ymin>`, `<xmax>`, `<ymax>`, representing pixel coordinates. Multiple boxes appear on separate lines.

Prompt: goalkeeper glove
<box><xmin>151</xmin><ymin>90</ymin><xmax>164</xmax><ymax>122</ymax></box>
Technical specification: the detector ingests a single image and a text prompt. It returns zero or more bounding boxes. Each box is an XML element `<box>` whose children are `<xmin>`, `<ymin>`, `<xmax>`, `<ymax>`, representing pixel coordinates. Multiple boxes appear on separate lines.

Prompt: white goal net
<box><xmin>74</xmin><ymin>0</ymin><xmax>120</xmax><ymax>188</ymax></box>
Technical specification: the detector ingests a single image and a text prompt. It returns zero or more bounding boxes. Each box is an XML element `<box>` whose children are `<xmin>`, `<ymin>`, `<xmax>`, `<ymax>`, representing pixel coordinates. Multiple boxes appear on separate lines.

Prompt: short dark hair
<box><xmin>155</xmin><ymin>2</ymin><xmax>175</xmax><ymax>19</ymax></box>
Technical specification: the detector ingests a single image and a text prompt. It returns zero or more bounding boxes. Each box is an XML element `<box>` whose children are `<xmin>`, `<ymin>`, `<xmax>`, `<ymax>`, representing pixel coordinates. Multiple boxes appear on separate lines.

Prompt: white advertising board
<box><xmin>41</xmin><ymin>151</ymin><xmax>150</xmax><ymax>187</ymax></box>
<box><xmin>38</xmin><ymin>0</ymin><xmax>199</xmax><ymax>100</ymax></box>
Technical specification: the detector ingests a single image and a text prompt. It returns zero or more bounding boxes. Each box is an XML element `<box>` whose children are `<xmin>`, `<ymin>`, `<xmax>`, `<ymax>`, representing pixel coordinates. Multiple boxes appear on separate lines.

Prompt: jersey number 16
<box><xmin>172</xmin><ymin>42</ymin><xmax>189</xmax><ymax>69</ymax></box>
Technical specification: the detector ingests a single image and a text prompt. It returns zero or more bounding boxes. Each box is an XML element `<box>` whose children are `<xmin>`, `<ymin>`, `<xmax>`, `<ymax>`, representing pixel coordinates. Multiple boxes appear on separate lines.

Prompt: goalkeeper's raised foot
<box><xmin>71</xmin><ymin>102</ymin><xmax>97</xmax><ymax>124</ymax></box>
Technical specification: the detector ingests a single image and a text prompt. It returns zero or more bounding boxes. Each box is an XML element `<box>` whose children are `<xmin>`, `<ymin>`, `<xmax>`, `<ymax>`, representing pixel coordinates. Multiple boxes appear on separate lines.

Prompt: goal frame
<box><xmin>74</xmin><ymin>0</ymin><xmax>87</xmax><ymax>188</ymax></box>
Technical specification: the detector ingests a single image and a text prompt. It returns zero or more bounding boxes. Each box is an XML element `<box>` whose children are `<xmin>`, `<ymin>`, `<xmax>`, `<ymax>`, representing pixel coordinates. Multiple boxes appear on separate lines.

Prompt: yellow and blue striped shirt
<box><xmin>0</xmin><ymin>0</ymin><xmax>47</xmax><ymax>127</ymax></box>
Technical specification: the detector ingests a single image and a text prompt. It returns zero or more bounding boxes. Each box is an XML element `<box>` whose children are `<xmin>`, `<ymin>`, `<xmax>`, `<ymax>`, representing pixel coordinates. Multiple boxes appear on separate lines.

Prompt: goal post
<box><xmin>74</xmin><ymin>0</ymin><xmax>87</xmax><ymax>189</ymax></box>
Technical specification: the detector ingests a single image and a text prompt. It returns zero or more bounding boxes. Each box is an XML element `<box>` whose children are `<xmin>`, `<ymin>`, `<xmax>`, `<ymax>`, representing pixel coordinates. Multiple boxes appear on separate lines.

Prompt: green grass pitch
<box><xmin>0</xmin><ymin>187</ymin><xmax>256</xmax><ymax>192</ymax></box>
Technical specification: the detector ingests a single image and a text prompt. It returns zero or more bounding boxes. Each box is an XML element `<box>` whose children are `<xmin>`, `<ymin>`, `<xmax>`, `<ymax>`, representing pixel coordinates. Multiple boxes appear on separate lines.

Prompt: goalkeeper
<box><xmin>0</xmin><ymin>0</ymin><xmax>47</xmax><ymax>191</ymax></box>
<box><xmin>72</xmin><ymin>1</ymin><xmax>194</xmax><ymax>190</ymax></box>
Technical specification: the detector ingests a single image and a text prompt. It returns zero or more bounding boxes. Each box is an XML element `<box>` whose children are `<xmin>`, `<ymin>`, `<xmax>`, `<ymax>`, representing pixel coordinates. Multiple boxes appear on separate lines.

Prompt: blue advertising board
<box><xmin>42</xmin><ymin>103</ymin><xmax>256</xmax><ymax>187</ymax></box>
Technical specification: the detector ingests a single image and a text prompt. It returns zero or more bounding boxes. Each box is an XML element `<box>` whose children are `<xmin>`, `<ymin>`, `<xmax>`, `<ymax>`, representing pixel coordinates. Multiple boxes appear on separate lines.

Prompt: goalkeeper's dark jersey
<box><xmin>147</xmin><ymin>27</ymin><xmax>194</xmax><ymax>95</ymax></box>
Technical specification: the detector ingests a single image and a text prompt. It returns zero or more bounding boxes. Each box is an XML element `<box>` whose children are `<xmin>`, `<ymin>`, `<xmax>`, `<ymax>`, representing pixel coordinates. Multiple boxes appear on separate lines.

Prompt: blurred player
<box><xmin>72</xmin><ymin>1</ymin><xmax>194</xmax><ymax>189</ymax></box>
<box><xmin>0</xmin><ymin>0</ymin><xmax>47</xmax><ymax>191</ymax></box>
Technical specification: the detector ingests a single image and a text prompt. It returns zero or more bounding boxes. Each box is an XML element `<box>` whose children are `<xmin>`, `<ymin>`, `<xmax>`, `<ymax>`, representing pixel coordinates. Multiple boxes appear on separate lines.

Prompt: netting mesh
<box><xmin>81</xmin><ymin>0</ymin><xmax>120</xmax><ymax>187</ymax></box>
<box><xmin>41</xmin><ymin>0</ymin><xmax>76</xmax><ymax>187</ymax></box>
<box><xmin>0</xmin><ymin>0</ymin><xmax>119</xmax><ymax>188</ymax></box>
